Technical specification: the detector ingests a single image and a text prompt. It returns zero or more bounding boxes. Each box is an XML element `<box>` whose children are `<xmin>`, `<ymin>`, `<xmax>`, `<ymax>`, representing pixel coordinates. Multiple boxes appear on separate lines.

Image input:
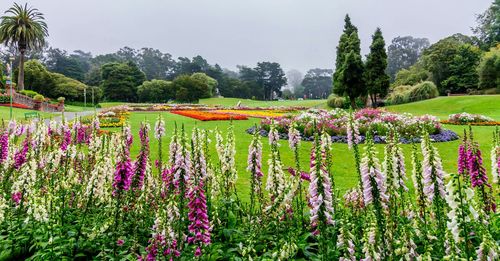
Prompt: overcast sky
<box><xmin>1</xmin><ymin>0</ymin><xmax>493</xmax><ymax>73</ymax></box>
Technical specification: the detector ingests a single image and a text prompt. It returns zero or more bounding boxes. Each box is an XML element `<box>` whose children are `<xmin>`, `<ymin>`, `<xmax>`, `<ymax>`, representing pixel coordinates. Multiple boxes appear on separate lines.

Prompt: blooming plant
<box><xmin>257</xmin><ymin>108</ymin><xmax>457</xmax><ymax>143</ymax></box>
<box><xmin>0</xmin><ymin>118</ymin><xmax>498</xmax><ymax>260</ymax></box>
<box><xmin>443</xmin><ymin>112</ymin><xmax>498</xmax><ymax>126</ymax></box>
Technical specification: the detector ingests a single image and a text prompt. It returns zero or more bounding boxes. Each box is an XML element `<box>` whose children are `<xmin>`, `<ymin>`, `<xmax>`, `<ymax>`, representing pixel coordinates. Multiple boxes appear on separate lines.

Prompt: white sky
<box><xmin>0</xmin><ymin>0</ymin><xmax>492</xmax><ymax>73</ymax></box>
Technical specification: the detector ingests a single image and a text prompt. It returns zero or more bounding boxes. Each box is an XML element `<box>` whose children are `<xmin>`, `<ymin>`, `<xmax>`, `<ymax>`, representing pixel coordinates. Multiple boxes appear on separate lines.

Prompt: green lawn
<box><xmin>386</xmin><ymin>95</ymin><xmax>500</xmax><ymax>119</ymax></box>
<box><xmin>0</xmin><ymin>106</ymin><xmax>52</xmax><ymax>122</ymax></box>
<box><xmin>103</xmin><ymin>96</ymin><xmax>498</xmax><ymax>202</ymax></box>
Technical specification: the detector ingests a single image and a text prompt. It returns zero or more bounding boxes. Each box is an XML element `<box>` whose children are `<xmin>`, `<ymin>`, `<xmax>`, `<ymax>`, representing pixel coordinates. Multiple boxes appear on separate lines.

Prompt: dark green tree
<box><xmin>364</xmin><ymin>28</ymin><xmax>390</xmax><ymax>107</ymax></box>
<box><xmin>0</xmin><ymin>3</ymin><xmax>48</xmax><ymax>90</ymax></box>
<box><xmin>171</xmin><ymin>74</ymin><xmax>209</xmax><ymax>102</ymax></box>
<box><xmin>137</xmin><ymin>79</ymin><xmax>173</xmax><ymax>102</ymax></box>
<box><xmin>301</xmin><ymin>68</ymin><xmax>333</xmax><ymax>99</ymax></box>
<box><xmin>422</xmin><ymin>34</ymin><xmax>475</xmax><ymax>93</ymax></box>
<box><xmin>100</xmin><ymin>61</ymin><xmax>145</xmax><ymax>101</ymax></box>
<box><xmin>333</xmin><ymin>14</ymin><xmax>365</xmax><ymax>108</ymax></box>
<box><xmin>477</xmin><ymin>44</ymin><xmax>500</xmax><ymax>90</ymax></box>
<box><xmin>441</xmin><ymin>44</ymin><xmax>481</xmax><ymax>93</ymax></box>
<box><xmin>255</xmin><ymin>62</ymin><xmax>287</xmax><ymax>100</ymax></box>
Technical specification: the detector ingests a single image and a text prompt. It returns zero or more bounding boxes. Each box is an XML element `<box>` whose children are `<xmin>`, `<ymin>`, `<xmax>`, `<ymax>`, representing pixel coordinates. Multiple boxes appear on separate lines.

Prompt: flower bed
<box><xmin>170</xmin><ymin>110</ymin><xmax>248</xmax><ymax>121</ymax></box>
<box><xmin>0</xmin><ymin>103</ymin><xmax>31</xmax><ymax>109</ymax></box>
<box><xmin>251</xmin><ymin>108</ymin><xmax>458</xmax><ymax>143</ymax></box>
<box><xmin>212</xmin><ymin>109</ymin><xmax>286</xmax><ymax>118</ymax></box>
<box><xmin>441</xmin><ymin>112</ymin><xmax>499</xmax><ymax>126</ymax></box>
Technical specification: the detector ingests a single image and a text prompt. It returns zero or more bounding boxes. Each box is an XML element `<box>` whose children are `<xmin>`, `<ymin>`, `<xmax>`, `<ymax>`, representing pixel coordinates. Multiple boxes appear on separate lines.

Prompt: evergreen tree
<box><xmin>333</xmin><ymin>14</ymin><xmax>365</xmax><ymax>108</ymax></box>
<box><xmin>364</xmin><ymin>28</ymin><xmax>390</xmax><ymax>107</ymax></box>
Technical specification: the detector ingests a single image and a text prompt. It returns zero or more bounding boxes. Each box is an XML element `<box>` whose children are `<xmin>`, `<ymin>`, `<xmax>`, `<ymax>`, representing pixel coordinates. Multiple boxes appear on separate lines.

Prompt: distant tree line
<box><xmin>0</xmin><ymin>45</ymin><xmax>291</xmax><ymax>103</ymax></box>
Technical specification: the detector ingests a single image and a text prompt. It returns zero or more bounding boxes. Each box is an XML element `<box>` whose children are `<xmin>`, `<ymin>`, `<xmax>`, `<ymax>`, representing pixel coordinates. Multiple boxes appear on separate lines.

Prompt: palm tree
<box><xmin>0</xmin><ymin>3</ymin><xmax>48</xmax><ymax>91</ymax></box>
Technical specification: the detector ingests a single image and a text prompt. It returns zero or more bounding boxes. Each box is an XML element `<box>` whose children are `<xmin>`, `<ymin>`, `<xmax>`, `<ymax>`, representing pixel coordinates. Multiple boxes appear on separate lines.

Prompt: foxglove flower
<box><xmin>444</xmin><ymin>172</ymin><xmax>478</xmax><ymax>243</ymax></box>
<box><xmin>0</xmin><ymin>131</ymin><xmax>9</xmax><ymax>164</ymax></box>
<box><xmin>154</xmin><ymin>116</ymin><xmax>165</xmax><ymax>140</ymax></box>
<box><xmin>308</xmin><ymin>134</ymin><xmax>335</xmax><ymax>234</ymax></box>
<box><xmin>421</xmin><ymin>132</ymin><xmax>446</xmax><ymax>203</ymax></box>
<box><xmin>132</xmin><ymin>122</ymin><xmax>151</xmax><ymax>191</ymax></box>
<box><xmin>247</xmin><ymin>130</ymin><xmax>263</xmax><ymax>210</ymax></box>
<box><xmin>14</xmin><ymin>139</ymin><xmax>29</xmax><ymax>170</ymax></box>
<box><xmin>360</xmin><ymin>135</ymin><xmax>388</xmax><ymax>209</ymax></box>
<box><xmin>346</xmin><ymin>113</ymin><xmax>361</xmax><ymax>149</ymax></box>
<box><xmin>187</xmin><ymin>181</ymin><xmax>211</xmax><ymax>255</ymax></box>
<box><xmin>288</xmin><ymin>124</ymin><xmax>301</xmax><ymax>151</ymax></box>
<box><xmin>266</xmin><ymin>124</ymin><xmax>286</xmax><ymax>202</ymax></box>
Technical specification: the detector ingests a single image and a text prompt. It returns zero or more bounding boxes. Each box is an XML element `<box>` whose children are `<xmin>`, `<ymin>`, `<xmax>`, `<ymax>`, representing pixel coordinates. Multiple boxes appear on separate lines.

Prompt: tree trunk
<box><xmin>349</xmin><ymin>96</ymin><xmax>357</xmax><ymax>109</ymax></box>
<box><xmin>17</xmin><ymin>49</ymin><xmax>25</xmax><ymax>91</ymax></box>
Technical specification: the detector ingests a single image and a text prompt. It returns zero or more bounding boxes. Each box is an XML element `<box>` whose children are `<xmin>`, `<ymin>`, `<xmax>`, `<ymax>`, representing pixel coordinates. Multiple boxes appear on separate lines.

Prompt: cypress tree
<box><xmin>333</xmin><ymin>14</ymin><xmax>365</xmax><ymax>109</ymax></box>
<box><xmin>364</xmin><ymin>28</ymin><xmax>390</xmax><ymax>107</ymax></box>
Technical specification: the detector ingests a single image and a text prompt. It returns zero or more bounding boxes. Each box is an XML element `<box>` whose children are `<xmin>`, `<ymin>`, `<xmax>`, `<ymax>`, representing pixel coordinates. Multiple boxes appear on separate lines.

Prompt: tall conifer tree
<box><xmin>333</xmin><ymin>14</ymin><xmax>365</xmax><ymax>109</ymax></box>
<box><xmin>365</xmin><ymin>28</ymin><xmax>390</xmax><ymax>107</ymax></box>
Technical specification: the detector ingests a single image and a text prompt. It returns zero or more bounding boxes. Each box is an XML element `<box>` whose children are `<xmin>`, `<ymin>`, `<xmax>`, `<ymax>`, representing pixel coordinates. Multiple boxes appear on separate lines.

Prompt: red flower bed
<box><xmin>170</xmin><ymin>110</ymin><xmax>248</xmax><ymax>121</ymax></box>
<box><xmin>0</xmin><ymin>103</ymin><xmax>31</xmax><ymax>109</ymax></box>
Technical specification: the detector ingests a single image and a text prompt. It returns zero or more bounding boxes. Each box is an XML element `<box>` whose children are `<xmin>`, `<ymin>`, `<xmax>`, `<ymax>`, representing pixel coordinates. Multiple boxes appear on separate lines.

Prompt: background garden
<box><xmin>0</xmin><ymin>0</ymin><xmax>499</xmax><ymax>260</ymax></box>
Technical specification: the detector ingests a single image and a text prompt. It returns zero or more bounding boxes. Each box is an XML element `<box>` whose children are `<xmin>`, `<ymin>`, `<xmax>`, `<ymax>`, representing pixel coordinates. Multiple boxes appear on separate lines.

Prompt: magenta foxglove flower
<box><xmin>0</xmin><ymin>131</ymin><xmax>9</xmax><ymax>164</ymax></box>
<box><xmin>132</xmin><ymin>123</ymin><xmax>150</xmax><ymax>190</ymax></box>
<box><xmin>467</xmin><ymin>145</ymin><xmax>489</xmax><ymax>188</ymax></box>
<box><xmin>11</xmin><ymin>191</ymin><xmax>22</xmax><ymax>205</ymax></box>
<box><xmin>113</xmin><ymin>153</ymin><xmax>133</xmax><ymax>195</ymax></box>
<box><xmin>457</xmin><ymin>143</ymin><xmax>467</xmax><ymax>176</ymax></box>
<box><xmin>187</xmin><ymin>181</ymin><xmax>211</xmax><ymax>253</ymax></box>
<box><xmin>60</xmin><ymin>124</ymin><xmax>71</xmax><ymax>152</ymax></box>
<box><xmin>14</xmin><ymin>139</ymin><xmax>29</xmax><ymax>170</ymax></box>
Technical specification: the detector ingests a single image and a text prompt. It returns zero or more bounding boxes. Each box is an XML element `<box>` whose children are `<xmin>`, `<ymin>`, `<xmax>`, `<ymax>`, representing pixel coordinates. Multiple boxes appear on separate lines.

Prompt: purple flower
<box><xmin>132</xmin><ymin>123</ymin><xmax>150</xmax><ymax>190</ymax></box>
<box><xmin>457</xmin><ymin>143</ymin><xmax>467</xmax><ymax>176</ymax></box>
<box><xmin>60</xmin><ymin>124</ymin><xmax>71</xmax><ymax>151</ymax></box>
<box><xmin>113</xmin><ymin>153</ymin><xmax>133</xmax><ymax>195</ymax></box>
<box><xmin>117</xmin><ymin>239</ymin><xmax>124</xmax><ymax>246</ymax></box>
<box><xmin>467</xmin><ymin>144</ymin><xmax>489</xmax><ymax>188</ymax></box>
<box><xmin>187</xmin><ymin>181</ymin><xmax>211</xmax><ymax>252</ymax></box>
<box><xmin>0</xmin><ymin>131</ymin><xmax>9</xmax><ymax>164</ymax></box>
<box><xmin>288</xmin><ymin>125</ymin><xmax>301</xmax><ymax>150</ymax></box>
<box><xmin>14</xmin><ymin>139</ymin><xmax>29</xmax><ymax>170</ymax></box>
<box><xmin>11</xmin><ymin>191</ymin><xmax>22</xmax><ymax>205</ymax></box>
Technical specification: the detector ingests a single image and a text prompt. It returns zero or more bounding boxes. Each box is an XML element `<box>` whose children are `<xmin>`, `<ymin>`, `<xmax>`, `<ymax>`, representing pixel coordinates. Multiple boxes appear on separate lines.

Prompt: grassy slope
<box><xmin>386</xmin><ymin>95</ymin><xmax>500</xmax><ymax>119</ymax></box>
<box><xmin>105</xmin><ymin>96</ymin><xmax>497</xmax><ymax>202</ymax></box>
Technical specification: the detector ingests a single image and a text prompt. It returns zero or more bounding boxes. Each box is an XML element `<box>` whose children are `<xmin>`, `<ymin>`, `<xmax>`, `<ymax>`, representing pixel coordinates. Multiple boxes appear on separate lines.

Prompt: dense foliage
<box><xmin>386</xmin><ymin>81</ymin><xmax>439</xmax><ymax>105</ymax></box>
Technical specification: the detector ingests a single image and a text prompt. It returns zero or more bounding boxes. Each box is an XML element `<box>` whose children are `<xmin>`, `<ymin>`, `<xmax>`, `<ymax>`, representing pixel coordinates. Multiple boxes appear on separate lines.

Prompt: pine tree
<box><xmin>364</xmin><ymin>28</ymin><xmax>390</xmax><ymax>107</ymax></box>
<box><xmin>333</xmin><ymin>14</ymin><xmax>365</xmax><ymax>109</ymax></box>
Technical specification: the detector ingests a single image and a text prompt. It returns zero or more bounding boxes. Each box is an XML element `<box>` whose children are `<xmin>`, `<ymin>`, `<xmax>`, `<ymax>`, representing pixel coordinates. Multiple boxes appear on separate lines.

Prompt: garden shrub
<box><xmin>408</xmin><ymin>81</ymin><xmax>438</xmax><ymax>101</ymax></box>
<box><xmin>386</xmin><ymin>82</ymin><xmax>438</xmax><ymax>105</ymax></box>
<box><xmin>327</xmin><ymin>94</ymin><xmax>345</xmax><ymax>108</ymax></box>
<box><xmin>33</xmin><ymin>94</ymin><xmax>45</xmax><ymax>102</ymax></box>
<box><xmin>19</xmin><ymin>89</ymin><xmax>40</xmax><ymax>98</ymax></box>
<box><xmin>0</xmin><ymin>95</ymin><xmax>10</xmax><ymax>103</ymax></box>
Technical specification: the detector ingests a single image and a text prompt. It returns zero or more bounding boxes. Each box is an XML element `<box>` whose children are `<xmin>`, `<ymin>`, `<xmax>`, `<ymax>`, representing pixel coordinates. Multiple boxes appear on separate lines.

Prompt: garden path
<box><xmin>44</xmin><ymin>109</ymin><xmax>100</xmax><ymax>124</ymax></box>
